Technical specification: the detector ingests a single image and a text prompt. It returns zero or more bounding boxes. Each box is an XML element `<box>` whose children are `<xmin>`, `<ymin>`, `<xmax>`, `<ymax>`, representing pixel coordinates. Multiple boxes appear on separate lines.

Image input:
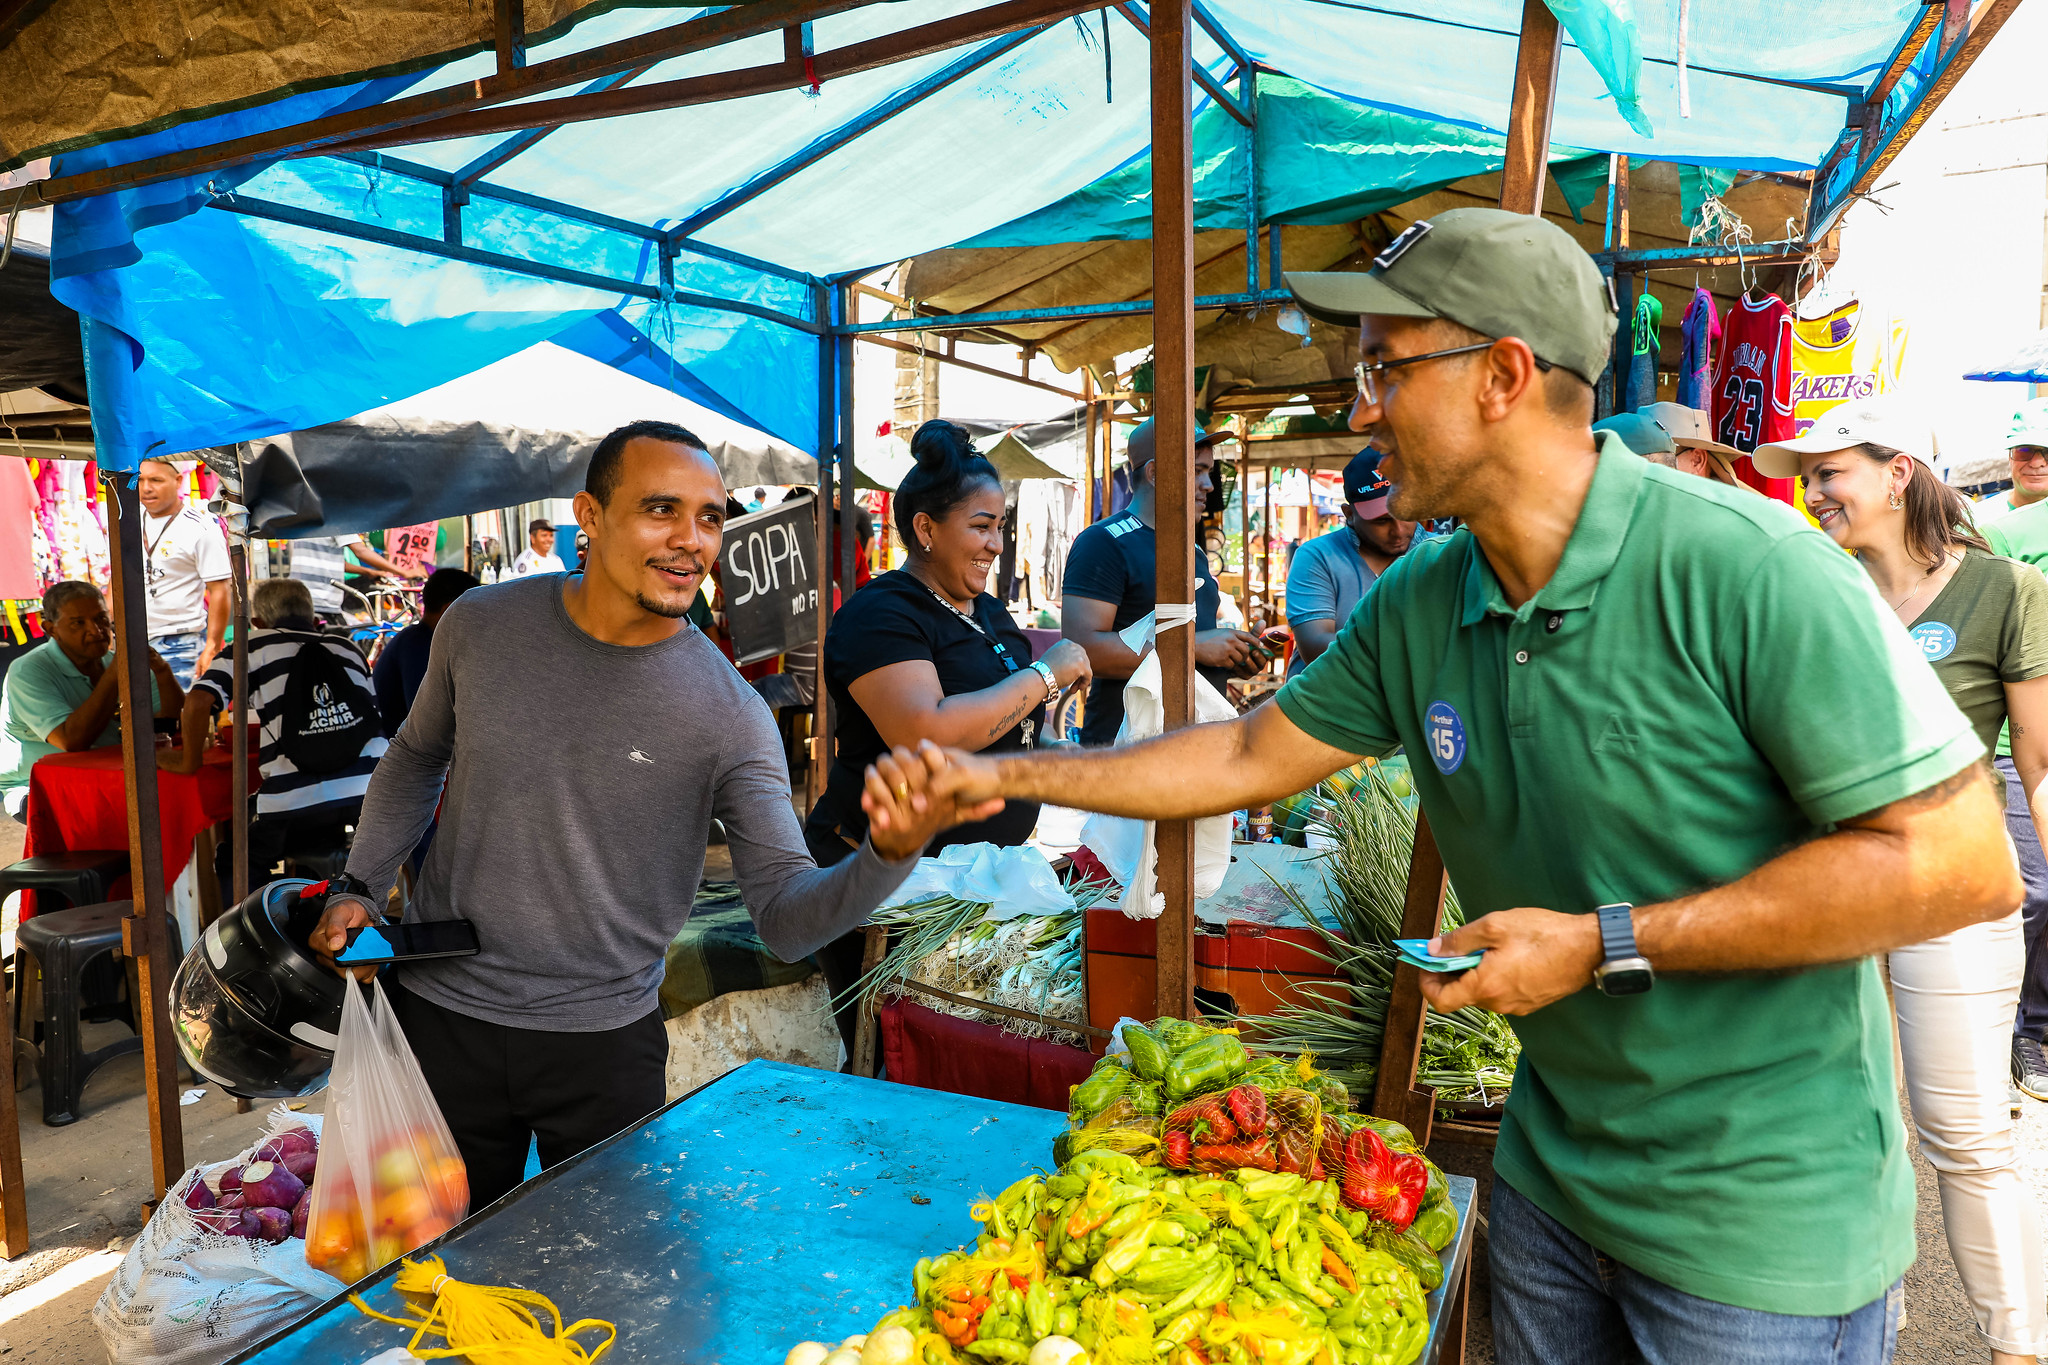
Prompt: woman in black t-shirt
<box><xmin>805</xmin><ymin>421</ymin><xmax>1091</xmax><ymax>1050</ymax></box>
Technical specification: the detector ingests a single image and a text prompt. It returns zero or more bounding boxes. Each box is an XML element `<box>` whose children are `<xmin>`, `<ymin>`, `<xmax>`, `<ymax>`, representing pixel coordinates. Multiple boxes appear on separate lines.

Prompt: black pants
<box><xmin>804</xmin><ymin>823</ymin><xmax>868</xmax><ymax>1060</ymax></box>
<box><xmin>387</xmin><ymin>980</ymin><xmax>668</xmax><ymax>1211</ymax></box>
<box><xmin>214</xmin><ymin>800</ymin><xmax>358</xmax><ymax>908</ymax></box>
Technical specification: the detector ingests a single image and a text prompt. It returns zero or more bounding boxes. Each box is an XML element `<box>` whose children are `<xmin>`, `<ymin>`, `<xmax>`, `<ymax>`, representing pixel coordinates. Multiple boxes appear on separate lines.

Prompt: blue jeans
<box><xmin>1489</xmin><ymin>1178</ymin><xmax>1899</xmax><ymax>1365</ymax></box>
<box><xmin>1997</xmin><ymin>755</ymin><xmax>2048</xmax><ymax>1040</ymax></box>
<box><xmin>150</xmin><ymin>631</ymin><xmax>205</xmax><ymax>689</ymax></box>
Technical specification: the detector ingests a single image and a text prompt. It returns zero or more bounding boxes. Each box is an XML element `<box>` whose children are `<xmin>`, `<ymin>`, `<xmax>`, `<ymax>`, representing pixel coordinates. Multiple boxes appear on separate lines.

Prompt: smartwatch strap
<box><xmin>1595</xmin><ymin>903</ymin><xmax>1637</xmax><ymax>962</ymax></box>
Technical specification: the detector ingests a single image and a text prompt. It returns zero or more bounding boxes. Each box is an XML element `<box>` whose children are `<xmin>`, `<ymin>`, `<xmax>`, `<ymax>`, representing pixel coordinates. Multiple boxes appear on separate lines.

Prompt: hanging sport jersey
<box><xmin>1676</xmin><ymin>289</ymin><xmax>1717</xmax><ymax>411</ymax></box>
<box><xmin>1713</xmin><ymin>294</ymin><xmax>1797</xmax><ymax>503</ymax></box>
<box><xmin>1790</xmin><ymin>299</ymin><xmax>1908</xmax><ymax>437</ymax></box>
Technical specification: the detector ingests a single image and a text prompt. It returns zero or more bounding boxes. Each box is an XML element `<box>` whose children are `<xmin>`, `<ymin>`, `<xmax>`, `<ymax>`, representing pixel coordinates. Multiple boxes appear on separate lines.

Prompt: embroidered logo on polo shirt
<box><xmin>1909</xmin><ymin>621</ymin><xmax>1957</xmax><ymax>662</ymax></box>
<box><xmin>1593</xmin><ymin>714</ymin><xmax>1640</xmax><ymax>756</ymax></box>
<box><xmin>1423</xmin><ymin>700</ymin><xmax>1465</xmax><ymax>775</ymax></box>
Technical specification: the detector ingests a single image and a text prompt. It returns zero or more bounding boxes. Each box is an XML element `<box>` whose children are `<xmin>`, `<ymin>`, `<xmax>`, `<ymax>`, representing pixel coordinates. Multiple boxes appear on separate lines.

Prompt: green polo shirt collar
<box><xmin>1459</xmin><ymin>430</ymin><xmax>1641</xmax><ymax>627</ymax></box>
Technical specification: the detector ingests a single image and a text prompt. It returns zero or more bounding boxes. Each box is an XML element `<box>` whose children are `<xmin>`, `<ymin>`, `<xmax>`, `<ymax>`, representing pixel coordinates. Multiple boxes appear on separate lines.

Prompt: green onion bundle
<box><xmin>842</xmin><ymin>871</ymin><xmax>1118</xmax><ymax>1043</ymax></box>
<box><xmin>1257</xmin><ymin>765</ymin><xmax>1519</xmax><ymax>1106</ymax></box>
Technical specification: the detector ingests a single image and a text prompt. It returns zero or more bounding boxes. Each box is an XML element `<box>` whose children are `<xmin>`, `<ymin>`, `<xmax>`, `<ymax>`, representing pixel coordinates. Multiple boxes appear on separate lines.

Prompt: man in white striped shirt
<box><xmin>160</xmin><ymin>578</ymin><xmax>387</xmax><ymax>904</ymax></box>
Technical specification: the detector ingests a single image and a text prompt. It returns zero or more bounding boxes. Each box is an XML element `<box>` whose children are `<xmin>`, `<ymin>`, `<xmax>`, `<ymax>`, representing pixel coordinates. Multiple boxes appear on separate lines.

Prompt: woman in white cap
<box><xmin>1757</xmin><ymin>400</ymin><xmax>2048</xmax><ymax>1365</ymax></box>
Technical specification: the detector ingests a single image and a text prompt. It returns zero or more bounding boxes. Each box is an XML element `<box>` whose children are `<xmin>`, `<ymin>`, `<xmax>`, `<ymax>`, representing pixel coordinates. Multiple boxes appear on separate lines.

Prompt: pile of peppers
<box><xmin>849</xmin><ymin>1149</ymin><xmax>1441</xmax><ymax>1365</ymax></box>
<box><xmin>1063</xmin><ymin>1022</ymin><xmax>1451</xmax><ymax>1240</ymax></box>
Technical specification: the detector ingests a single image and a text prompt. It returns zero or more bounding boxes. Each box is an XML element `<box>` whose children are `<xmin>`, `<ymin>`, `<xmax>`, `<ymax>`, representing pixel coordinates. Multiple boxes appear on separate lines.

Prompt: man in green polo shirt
<box><xmin>865</xmin><ymin>209</ymin><xmax>2016</xmax><ymax>1362</ymax></box>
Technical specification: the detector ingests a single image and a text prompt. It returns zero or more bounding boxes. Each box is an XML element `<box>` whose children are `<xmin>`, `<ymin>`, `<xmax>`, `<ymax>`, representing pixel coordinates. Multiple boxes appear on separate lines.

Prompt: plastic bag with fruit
<box><xmin>92</xmin><ymin>1108</ymin><xmax>344</xmax><ymax>1365</ymax></box>
<box><xmin>303</xmin><ymin>978</ymin><xmax>469</xmax><ymax>1283</ymax></box>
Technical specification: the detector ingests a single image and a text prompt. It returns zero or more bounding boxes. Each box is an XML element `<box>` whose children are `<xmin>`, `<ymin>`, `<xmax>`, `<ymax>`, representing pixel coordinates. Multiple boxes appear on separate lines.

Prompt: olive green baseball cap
<box><xmin>1284</xmin><ymin>207</ymin><xmax>1617</xmax><ymax>386</ymax></box>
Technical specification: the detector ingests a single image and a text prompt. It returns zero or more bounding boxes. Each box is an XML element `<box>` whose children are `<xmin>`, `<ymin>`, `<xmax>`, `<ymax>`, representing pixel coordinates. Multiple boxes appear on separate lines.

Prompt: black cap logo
<box><xmin>1373</xmin><ymin>220</ymin><xmax>1432</xmax><ymax>271</ymax></box>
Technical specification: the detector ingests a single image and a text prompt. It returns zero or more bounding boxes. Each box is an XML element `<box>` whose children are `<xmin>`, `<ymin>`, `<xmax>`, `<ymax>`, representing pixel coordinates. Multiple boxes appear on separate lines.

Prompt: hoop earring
<box><xmin>1889</xmin><ymin>489</ymin><xmax>1904</xmax><ymax>509</ymax></box>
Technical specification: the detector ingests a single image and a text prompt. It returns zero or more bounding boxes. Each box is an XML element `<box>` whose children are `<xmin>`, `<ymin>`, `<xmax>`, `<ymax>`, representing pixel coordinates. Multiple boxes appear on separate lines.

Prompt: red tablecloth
<box><xmin>878</xmin><ymin>996</ymin><xmax>1096</xmax><ymax>1112</ymax></box>
<box><xmin>23</xmin><ymin>744</ymin><xmax>255</xmax><ymax>919</ymax></box>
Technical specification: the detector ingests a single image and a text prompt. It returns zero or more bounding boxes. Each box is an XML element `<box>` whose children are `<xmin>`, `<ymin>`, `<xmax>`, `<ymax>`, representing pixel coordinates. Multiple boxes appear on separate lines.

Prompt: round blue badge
<box><xmin>1424</xmin><ymin>701</ymin><xmax>1466</xmax><ymax>775</ymax></box>
<box><xmin>1910</xmin><ymin>622</ymin><xmax>1957</xmax><ymax>663</ymax></box>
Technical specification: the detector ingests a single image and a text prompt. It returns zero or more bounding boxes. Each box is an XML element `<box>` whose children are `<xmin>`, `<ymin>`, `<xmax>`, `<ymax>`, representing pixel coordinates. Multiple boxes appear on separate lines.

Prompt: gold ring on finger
<box><xmin>895</xmin><ymin>782</ymin><xmax>909</xmax><ymax>799</ymax></box>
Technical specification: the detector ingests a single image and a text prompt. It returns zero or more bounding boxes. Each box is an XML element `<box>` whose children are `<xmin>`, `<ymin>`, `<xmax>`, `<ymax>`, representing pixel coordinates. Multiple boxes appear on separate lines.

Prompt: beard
<box><xmin>634</xmin><ymin>587</ymin><xmax>697</xmax><ymax>619</ymax></box>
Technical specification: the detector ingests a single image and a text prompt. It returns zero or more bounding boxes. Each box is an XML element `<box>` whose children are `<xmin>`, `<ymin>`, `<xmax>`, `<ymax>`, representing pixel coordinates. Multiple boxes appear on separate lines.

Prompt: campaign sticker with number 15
<box><xmin>1424</xmin><ymin>700</ymin><xmax>1466</xmax><ymax>775</ymax></box>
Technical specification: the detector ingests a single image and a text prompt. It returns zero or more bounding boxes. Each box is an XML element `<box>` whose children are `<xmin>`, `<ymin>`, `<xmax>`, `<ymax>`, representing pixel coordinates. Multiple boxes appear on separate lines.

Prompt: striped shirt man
<box><xmin>193</xmin><ymin>626</ymin><xmax>387</xmax><ymax>815</ymax></box>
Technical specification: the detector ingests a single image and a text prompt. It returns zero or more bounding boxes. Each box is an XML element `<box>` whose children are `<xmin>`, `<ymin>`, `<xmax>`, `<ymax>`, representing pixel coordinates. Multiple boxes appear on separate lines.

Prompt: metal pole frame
<box><xmin>810</xmin><ymin>284</ymin><xmax>838</xmax><ymax>812</ymax></box>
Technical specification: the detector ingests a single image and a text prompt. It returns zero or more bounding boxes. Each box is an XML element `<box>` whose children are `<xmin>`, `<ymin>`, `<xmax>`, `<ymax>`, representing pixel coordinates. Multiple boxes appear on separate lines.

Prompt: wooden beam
<box><xmin>228</xmin><ymin>538</ymin><xmax>251</xmax><ymax>909</ymax></box>
<box><xmin>1809</xmin><ymin>0</ymin><xmax>2024</xmax><ymax>240</ymax></box>
<box><xmin>1151</xmin><ymin>0</ymin><xmax>1198</xmax><ymax>1022</ymax></box>
<box><xmin>494</xmin><ymin>0</ymin><xmax>527</xmax><ymax>76</ymax></box>
<box><xmin>1111</xmin><ymin>3</ymin><xmax>1252</xmax><ymax>126</ymax></box>
<box><xmin>1498</xmin><ymin>0</ymin><xmax>1562</xmax><ymax>216</ymax></box>
<box><xmin>854</xmin><ymin>333</ymin><xmax>1085</xmax><ymax>401</ymax></box>
<box><xmin>1612</xmin><ymin>153</ymin><xmax>1630</xmax><ymax>250</ymax></box>
<box><xmin>810</xmin><ymin>284</ymin><xmax>836</xmax><ymax>812</ymax></box>
<box><xmin>103</xmin><ymin>472</ymin><xmax>186</xmax><ymax>1198</ymax></box>
<box><xmin>27</xmin><ymin>0</ymin><xmax>879</xmax><ymax>207</ymax></box>
<box><xmin>313</xmin><ymin>0</ymin><xmax>1105</xmax><ymax>160</ymax></box>
<box><xmin>1370</xmin><ymin>813</ymin><xmax>1449</xmax><ymax>1144</ymax></box>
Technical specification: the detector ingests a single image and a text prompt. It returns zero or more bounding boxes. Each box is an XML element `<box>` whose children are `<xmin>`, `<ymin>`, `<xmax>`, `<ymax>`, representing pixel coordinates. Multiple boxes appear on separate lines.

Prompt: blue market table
<box><xmin>229</xmin><ymin>1060</ymin><xmax>1476</xmax><ymax>1364</ymax></box>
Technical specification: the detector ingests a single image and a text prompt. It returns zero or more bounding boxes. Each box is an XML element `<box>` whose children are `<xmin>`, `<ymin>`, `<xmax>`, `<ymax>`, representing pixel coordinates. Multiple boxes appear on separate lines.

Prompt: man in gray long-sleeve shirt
<box><xmin>313</xmin><ymin>420</ymin><xmax>956</xmax><ymax>1205</ymax></box>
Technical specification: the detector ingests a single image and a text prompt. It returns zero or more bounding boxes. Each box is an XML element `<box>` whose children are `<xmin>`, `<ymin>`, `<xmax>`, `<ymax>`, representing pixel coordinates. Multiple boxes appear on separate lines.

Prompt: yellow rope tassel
<box><xmin>349</xmin><ymin>1255</ymin><xmax>617</xmax><ymax>1362</ymax></box>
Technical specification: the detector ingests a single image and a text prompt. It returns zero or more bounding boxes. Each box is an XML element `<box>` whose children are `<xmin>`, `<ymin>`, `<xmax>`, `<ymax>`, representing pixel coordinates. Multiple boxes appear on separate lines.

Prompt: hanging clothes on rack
<box><xmin>1790</xmin><ymin>297</ymin><xmax>1906</xmax><ymax>439</ymax></box>
<box><xmin>1712</xmin><ymin>293</ymin><xmax>1798</xmax><ymax>504</ymax></box>
<box><xmin>1627</xmin><ymin>293</ymin><xmax>1663</xmax><ymax>412</ymax></box>
<box><xmin>1676</xmin><ymin>288</ymin><xmax>1718</xmax><ymax>410</ymax></box>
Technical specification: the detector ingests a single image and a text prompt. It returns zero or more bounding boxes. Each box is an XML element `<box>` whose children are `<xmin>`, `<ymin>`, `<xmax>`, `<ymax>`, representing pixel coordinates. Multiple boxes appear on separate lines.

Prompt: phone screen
<box><xmin>335</xmin><ymin>920</ymin><xmax>481</xmax><ymax>965</ymax></box>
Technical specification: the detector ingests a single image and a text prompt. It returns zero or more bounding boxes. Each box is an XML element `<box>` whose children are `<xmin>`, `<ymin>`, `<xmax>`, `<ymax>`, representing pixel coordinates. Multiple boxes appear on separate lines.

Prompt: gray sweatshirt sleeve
<box><xmin>713</xmin><ymin>699</ymin><xmax>918</xmax><ymax>962</ymax></box>
<box><xmin>343</xmin><ymin>613</ymin><xmax>457</xmax><ymax>900</ymax></box>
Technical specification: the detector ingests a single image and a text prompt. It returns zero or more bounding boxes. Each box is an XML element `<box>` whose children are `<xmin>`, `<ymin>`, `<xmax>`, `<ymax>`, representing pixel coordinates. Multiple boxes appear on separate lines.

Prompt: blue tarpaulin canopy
<box><xmin>18</xmin><ymin>0</ymin><xmax>1962</xmax><ymax>471</ymax></box>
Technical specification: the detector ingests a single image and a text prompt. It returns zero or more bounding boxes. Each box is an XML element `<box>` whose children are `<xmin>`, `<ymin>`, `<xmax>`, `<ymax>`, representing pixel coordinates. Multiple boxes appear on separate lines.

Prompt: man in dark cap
<box><xmin>1059</xmin><ymin>417</ymin><xmax>1263</xmax><ymax>744</ymax></box>
<box><xmin>866</xmin><ymin>206</ymin><xmax>2012</xmax><ymax>1362</ymax></box>
<box><xmin>1284</xmin><ymin>448</ymin><xmax>1415</xmax><ymax>676</ymax></box>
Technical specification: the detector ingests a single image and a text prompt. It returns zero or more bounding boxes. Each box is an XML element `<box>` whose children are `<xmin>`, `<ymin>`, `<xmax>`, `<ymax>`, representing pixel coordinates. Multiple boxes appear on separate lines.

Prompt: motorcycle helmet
<box><xmin>171</xmin><ymin>878</ymin><xmax>351</xmax><ymax>1098</ymax></box>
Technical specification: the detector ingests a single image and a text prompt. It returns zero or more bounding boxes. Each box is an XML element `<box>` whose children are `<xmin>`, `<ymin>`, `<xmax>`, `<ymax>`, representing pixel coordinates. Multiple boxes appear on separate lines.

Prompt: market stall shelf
<box><xmin>225</xmin><ymin>1058</ymin><xmax>1476</xmax><ymax>1363</ymax></box>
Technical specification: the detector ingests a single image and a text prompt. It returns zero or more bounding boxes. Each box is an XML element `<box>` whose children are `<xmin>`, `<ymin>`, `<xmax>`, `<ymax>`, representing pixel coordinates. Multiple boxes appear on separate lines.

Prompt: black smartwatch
<box><xmin>1591</xmin><ymin>902</ymin><xmax>1655</xmax><ymax>997</ymax></box>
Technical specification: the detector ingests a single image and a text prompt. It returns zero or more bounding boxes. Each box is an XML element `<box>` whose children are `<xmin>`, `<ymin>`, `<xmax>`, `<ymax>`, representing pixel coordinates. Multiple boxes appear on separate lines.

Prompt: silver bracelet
<box><xmin>1029</xmin><ymin>659</ymin><xmax>1060</xmax><ymax>702</ymax></box>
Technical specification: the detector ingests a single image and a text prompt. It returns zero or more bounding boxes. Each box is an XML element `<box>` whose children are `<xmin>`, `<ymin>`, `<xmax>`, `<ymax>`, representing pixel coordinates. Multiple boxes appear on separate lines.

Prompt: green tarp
<box><xmin>963</xmin><ymin>75</ymin><xmax>1609</xmax><ymax>249</ymax></box>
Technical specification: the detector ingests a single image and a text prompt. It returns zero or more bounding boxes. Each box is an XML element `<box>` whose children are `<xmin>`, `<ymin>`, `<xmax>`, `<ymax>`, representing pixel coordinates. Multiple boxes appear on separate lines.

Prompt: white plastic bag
<box><xmin>94</xmin><ymin>1108</ymin><xmax>345</xmax><ymax>1365</ymax></box>
<box><xmin>1079</xmin><ymin>629</ymin><xmax>1237</xmax><ymax>918</ymax></box>
<box><xmin>878</xmin><ymin>842</ymin><xmax>1073</xmax><ymax>920</ymax></box>
<box><xmin>304</xmin><ymin>978</ymin><xmax>469</xmax><ymax>1283</ymax></box>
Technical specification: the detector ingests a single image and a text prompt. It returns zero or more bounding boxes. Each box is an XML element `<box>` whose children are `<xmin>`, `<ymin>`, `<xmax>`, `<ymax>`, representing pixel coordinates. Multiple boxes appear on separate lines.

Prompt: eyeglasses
<box><xmin>1353</xmin><ymin>342</ymin><xmax>1550</xmax><ymax>405</ymax></box>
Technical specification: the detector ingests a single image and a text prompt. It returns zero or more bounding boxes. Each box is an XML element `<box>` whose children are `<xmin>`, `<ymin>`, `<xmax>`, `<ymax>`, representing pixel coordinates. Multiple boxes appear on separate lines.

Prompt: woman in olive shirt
<box><xmin>1761</xmin><ymin>403</ymin><xmax>2048</xmax><ymax>1365</ymax></box>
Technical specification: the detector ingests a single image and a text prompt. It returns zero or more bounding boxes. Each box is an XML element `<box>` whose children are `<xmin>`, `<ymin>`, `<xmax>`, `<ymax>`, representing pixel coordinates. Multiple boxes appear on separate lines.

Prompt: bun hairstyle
<box><xmin>893</xmin><ymin>420</ymin><xmax>1003</xmax><ymax>549</ymax></box>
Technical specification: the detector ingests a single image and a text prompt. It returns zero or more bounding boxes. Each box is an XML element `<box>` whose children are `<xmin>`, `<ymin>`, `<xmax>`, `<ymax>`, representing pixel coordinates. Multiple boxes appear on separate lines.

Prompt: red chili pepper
<box><xmin>1273</xmin><ymin>1127</ymin><xmax>1316</xmax><ymax>1175</ymax></box>
<box><xmin>1007</xmin><ymin>1271</ymin><xmax>1031</xmax><ymax>1293</ymax></box>
<box><xmin>1307</xmin><ymin>1158</ymin><xmax>1326</xmax><ymax>1183</ymax></box>
<box><xmin>1191</xmin><ymin>1136</ymin><xmax>1277</xmax><ymax>1171</ymax></box>
<box><xmin>1339</xmin><ymin>1129</ymin><xmax>1428</xmax><ymax>1229</ymax></box>
<box><xmin>1164</xmin><ymin>1130</ymin><xmax>1194</xmax><ymax>1168</ymax></box>
<box><xmin>1225</xmin><ymin>1085</ymin><xmax>1268</xmax><ymax>1135</ymax></box>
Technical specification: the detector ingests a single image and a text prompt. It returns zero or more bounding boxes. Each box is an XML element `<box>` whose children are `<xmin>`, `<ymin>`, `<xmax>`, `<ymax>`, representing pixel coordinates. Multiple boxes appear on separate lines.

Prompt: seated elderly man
<box><xmin>161</xmin><ymin>578</ymin><xmax>386</xmax><ymax>905</ymax></box>
<box><xmin>0</xmin><ymin>580</ymin><xmax>181</xmax><ymax>823</ymax></box>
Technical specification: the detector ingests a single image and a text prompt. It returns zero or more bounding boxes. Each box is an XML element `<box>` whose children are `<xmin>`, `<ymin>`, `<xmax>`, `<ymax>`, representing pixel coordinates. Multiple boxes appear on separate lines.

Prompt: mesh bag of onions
<box><xmin>92</xmin><ymin>1107</ymin><xmax>344</xmax><ymax>1365</ymax></box>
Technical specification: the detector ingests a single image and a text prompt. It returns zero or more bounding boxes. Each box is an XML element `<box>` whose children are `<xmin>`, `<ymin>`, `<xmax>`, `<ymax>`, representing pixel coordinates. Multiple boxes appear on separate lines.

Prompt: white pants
<box><xmin>1891</xmin><ymin>909</ymin><xmax>2048</xmax><ymax>1356</ymax></box>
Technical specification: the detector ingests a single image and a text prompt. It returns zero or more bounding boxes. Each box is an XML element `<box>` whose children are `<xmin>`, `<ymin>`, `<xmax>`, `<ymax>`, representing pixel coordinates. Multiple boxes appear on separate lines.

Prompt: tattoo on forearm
<box><xmin>986</xmin><ymin>679</ymin><xmax>1039</xmax><ymax>741</ymax></box>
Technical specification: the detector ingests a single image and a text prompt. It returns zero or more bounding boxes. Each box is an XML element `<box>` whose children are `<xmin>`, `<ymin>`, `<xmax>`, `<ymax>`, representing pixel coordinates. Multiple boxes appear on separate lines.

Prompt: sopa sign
<box><xmin>717</xmin><ymin>499</ymin><xmax>821</xmax><ymax>665</ymax></box>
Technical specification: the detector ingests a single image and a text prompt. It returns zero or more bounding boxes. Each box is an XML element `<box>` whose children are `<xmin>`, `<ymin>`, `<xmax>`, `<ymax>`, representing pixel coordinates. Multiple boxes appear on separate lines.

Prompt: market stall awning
<box><xmin>240</xmin><ymin>341</ymin><xmax>816</xmax><ymax>537</ymax></box>
<box><xmin>9</xmin><ymin>0</ymin><xmax>1982</xmax><ymax>472</ymax></box>
<box><xmin>1964</xmin><ymin>328</ymin><xmax>2048</xmax><ymax>385</ymax></box>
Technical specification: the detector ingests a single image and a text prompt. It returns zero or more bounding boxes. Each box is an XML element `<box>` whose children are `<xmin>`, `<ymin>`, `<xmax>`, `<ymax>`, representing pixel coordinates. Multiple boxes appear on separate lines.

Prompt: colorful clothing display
<box><xmin>1626</xmin><ymin>293</ymin><xmax>1662</xmax><ymax>412</ymax></box>
<box><xmin>1676</xmin><ymin>289</ymin><xmax>1718</xmax><ymax>411</ymax></box>
<box><xmin>1790</xmin><ymin>298</ymin><xmax>1908</xmax><ymax>438</ymax></box>
<box><xmin>1712</xmin><ymin>294</ymin><xmax>1797</xmax><ymax>503</ymax></box>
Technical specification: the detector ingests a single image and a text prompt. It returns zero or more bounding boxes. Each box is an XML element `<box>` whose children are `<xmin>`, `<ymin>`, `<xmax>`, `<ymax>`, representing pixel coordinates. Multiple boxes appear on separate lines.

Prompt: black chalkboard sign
<box><xmin>718</xmin><ymin>500</ymin><xmax>819</xmax><ymax>665</ymax></box>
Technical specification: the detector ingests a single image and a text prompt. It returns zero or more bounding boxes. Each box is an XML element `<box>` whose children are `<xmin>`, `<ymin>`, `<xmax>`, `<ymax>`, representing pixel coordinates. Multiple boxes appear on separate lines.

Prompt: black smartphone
<box><xmin>334</xmin><ymin>920</ymin><xmax>481</xmax><ymax>966</ymax></box>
